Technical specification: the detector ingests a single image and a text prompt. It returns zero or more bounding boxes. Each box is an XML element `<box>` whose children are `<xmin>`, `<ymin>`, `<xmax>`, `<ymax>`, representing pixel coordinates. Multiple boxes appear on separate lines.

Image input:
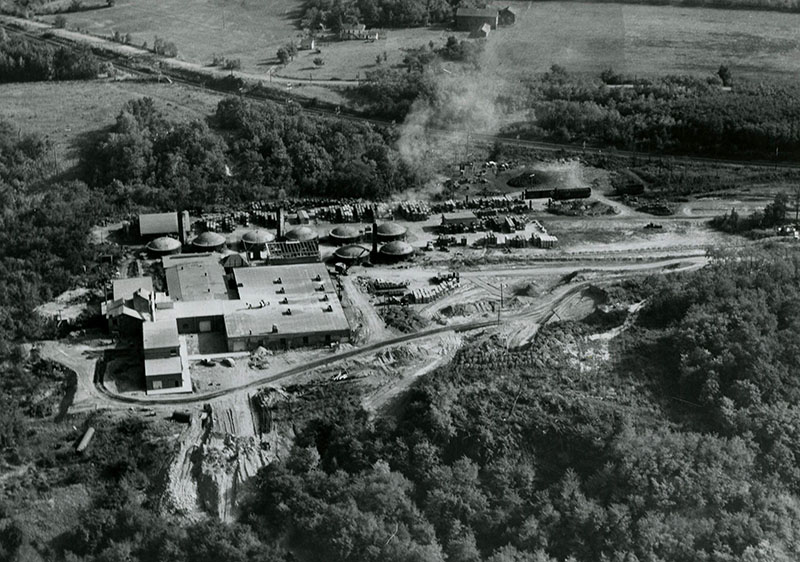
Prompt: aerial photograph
<box><xmin>0</xmin><ymin>0</ymin><xmax>799</xmax><ymax>559</ymax></box>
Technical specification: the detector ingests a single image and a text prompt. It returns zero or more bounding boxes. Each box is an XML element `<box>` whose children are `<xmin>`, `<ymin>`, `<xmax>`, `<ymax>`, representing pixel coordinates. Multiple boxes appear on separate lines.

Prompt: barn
<box><xmin>455</xmin><ymin>7</ymin><xmax>498</xmax><ymax>31</ymax></box>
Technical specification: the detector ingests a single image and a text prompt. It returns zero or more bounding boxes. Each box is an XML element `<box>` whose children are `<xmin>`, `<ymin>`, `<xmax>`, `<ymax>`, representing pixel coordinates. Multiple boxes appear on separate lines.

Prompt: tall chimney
<box><xmin>372</xmin><ymin>206</ymin><xmax>378</xmax><ymax>258</ymax></box>
<box><xmin>277</xmin><ymin>207</ymin><xmax>285</xmax><ymax>240</ymax></box>
<box><xmin>149</xmin><ymin>292</ymin><xmax>156</xmax><ymax>321</ymax></box>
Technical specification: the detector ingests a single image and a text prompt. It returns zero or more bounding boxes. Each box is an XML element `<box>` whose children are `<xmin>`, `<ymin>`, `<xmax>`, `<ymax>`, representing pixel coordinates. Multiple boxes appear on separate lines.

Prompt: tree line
<box><xmin>82</xmin><ymin>96</ymin><xmax>418</xmax><ymax>210</ymax></box>
<box><xmin>0</xmin><ymin>32</ymin><xmax>100</xmax><ymax>82</ymax></box>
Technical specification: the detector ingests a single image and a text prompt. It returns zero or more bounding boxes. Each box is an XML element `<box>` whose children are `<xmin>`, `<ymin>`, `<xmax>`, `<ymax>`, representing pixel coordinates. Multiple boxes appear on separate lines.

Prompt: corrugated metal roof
<box><xmin>139</xmin><ymin>213</ymin><xmax>179</xmax><ymax>236</ymax></box>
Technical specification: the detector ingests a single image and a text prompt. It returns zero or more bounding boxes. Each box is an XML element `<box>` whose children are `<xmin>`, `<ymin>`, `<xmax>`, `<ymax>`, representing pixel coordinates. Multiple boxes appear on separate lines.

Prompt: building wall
<box><xmin>456</xmin><ymin>14</ymin><xmax>498</xmax><ymax>31</ymax></box>
<box><xmin>176</xmin><ymin>315</ymin><xmax>226</xmax><ymax>334</ymax></box>
<box><xmin>144</xmin><ymin>346</ymin><xmax>180</xmax><ymax>360</ymax></box>
<box><xmin>227</xmin><ymin>329</ymin><xmax>350</xmax><ymax>352</ymax></box>
<box><xmin>146</xmin><ymin>373</ymin><xmax>183</xmax><ymax>391</ymax></box>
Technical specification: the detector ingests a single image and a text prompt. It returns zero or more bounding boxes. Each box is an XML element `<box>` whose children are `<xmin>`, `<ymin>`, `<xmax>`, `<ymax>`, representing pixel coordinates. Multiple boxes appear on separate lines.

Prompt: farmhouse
<box><xmin>104</xmin><ymin>258</ymin><xmax>351</xmax><ymax>394</ymax></box>
<box><xmin>455</xmin><ymin>7</ymin><xmax>498</xmax><ymax>32</ymax></box>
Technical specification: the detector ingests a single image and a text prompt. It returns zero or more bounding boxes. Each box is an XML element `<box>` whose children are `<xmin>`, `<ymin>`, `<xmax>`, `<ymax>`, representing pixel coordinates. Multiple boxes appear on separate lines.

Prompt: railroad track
<box><xmin>2</xmin><ymin>18</ymin><xmax>800</xmax><ymax>171</ymax></box>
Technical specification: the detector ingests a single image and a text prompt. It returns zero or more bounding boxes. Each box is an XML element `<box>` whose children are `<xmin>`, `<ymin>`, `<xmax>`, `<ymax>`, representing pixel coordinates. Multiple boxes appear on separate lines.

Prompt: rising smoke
<box><xmin>396</xmin><ymin>34</ymin><xmax>516</xmax><ymax>172</ymax></box>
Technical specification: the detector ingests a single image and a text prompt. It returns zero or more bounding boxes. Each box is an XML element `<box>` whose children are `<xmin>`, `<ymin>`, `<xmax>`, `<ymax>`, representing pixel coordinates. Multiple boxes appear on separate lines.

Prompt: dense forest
<box><xmin>359</xmin><ymin>61</ymin><xmax>800</xmax><ymax>161</ymax></box>
<box><xmin>0</xmin><ymin>32</ymin><xmax>100</xmax><ymax>83</ymax></box>
<box><xmin>515</xmin><ymin>70</ymin><xmax>800</xmax><ymax>161</ymax></box>
<box><xmin>300</xmin><ymin>0</ymin><xmax>800</xmax><ymax>29</ymax></box>
<box><xmin>83</xmin><ymin>97</ymin><xmax>417</xmax><ymax>209</ymax></box>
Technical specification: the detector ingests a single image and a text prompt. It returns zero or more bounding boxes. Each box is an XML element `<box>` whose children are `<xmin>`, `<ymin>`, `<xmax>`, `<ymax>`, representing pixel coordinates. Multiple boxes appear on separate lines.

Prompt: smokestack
<box><xmin>149</xmin><ymin>292</ymin><xmax>156</xmax><ymax>321</ymax></box>
<box><xmin>277</xmin><ymin>208</ymin><xmax>285</xmax><ymax>240</ymax></box>
<box><xmin>372</xmin><ymin>206</ymin><xmax>378</xmax><ymax>259</ymax></box>
<box><xmin>179</xmin><ymin>210</ymin><xmax>190</xmax><ymax>245</ymax></box>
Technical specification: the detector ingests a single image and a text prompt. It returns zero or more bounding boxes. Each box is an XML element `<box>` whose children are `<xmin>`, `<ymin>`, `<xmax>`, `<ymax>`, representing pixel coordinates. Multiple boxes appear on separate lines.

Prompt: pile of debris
<box><xmin>248</xmin><ymin>346</ymin><xmax>272</xmax><ymax>369</ymax></box>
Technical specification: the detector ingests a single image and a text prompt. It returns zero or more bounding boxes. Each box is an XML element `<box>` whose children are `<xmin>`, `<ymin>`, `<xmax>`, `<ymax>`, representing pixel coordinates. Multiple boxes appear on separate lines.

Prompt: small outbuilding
<box><xmin>192</xmin><ymin>231</ymin><xmax>226</xmax><ymax>252</ymax></box>
<box><xmin>241</xmin><ymin>230</ymin><xmax>275</xmax><ymax>252</ymax></box>
<box><xmin>376</xmin><ymin>222</ymin><xmax>408</xmax><ymax>242</ymax></box>
<box><xmin>379</xmin><ymin>240</ymin><xmax>414</xmax><ymax>262</ymax></box>
<box><xmin>474</xmin><ymin>23</ymin><xmax>491</xmax><ymax>38</ymax></box>
<box><xmin>284</xmin><ymin>226</ymin><xmax>319</xmax><ymax>242</ymax></box>
<box><xmin>498</xmin><ymin>6</ymin><xmax>516</xmax><ymax>26</ymax></box>
<box><xmin>146</xmin><ymin>236</ymin><xmax>182</xmax><ymax>256</ymax></box>
<box><xmin>329</xmin><ymin>225</ymin><xmax>361</xmax><ymax>245</ymax></box>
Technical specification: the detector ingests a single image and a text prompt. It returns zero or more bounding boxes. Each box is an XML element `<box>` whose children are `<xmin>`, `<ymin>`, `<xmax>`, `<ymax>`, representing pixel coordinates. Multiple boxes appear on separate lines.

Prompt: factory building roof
<box><xmin>112</xmin><ymin>277</ymin><xmax>153</xmax><ymax>301</ymax></box>
<box><xmin>144</xmin><ymin>356</ymin><xmax>183</xmax><ymax>377</ymax></box>
<box><xmin>161</xmin><ymin>253</ymin><xmax>218</xmax><ymax>269</ymax></box>
<box><xmin>142</xmin><ymin>320</ymin><xmax>180</xmax><ymax>350</ymax></box>
<box><xmin>165</xmin><ymin>261</ymin><xmax>228</xmax><ymax>301</ymax></box>
<box><xmin>139</xmin><ymin>212</ymin><xmax>179</xmax><ymax>236</ymax></box>
<box><xmin>233</xmin><ymin>263</ymin><xmax>336</xmax><ymax>301</ymax></box>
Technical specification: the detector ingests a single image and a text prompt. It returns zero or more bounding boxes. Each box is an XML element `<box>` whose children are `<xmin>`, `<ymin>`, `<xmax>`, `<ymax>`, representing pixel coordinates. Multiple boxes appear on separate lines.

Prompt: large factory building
<box><xmin>104</xmin><ymin>256</ymin><xmax>351</xmax><ymax>395</ymax></box>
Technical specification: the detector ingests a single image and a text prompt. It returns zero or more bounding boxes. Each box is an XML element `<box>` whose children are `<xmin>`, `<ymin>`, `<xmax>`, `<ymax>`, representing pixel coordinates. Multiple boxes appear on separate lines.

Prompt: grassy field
<box><xmin>42</xmin><ymin>0</ymin><xmax>800</xmax><ymax>81</ymax></box>
<box><xmin>40</xmin><ymin>0</ymin><xmax>302</xmax><ymax>69</ymax></box>
<box><xmin>495</xmin><ymin>1</ymin><xmax>800</xmax><ymax>79</ymax></box>
<box><xmin>0</xmin><ymin>80</ymin><xmax>226</xmax><ymax>171</ymax></box>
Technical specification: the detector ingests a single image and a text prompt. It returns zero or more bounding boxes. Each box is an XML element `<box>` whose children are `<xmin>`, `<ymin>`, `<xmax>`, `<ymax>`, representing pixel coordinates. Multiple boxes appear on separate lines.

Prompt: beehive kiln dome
<box><xmin>284</xmin><ymin>226</ymin><xmax>319</xmax><ymax>242</ymax></box>
<box><xmin>376</xmin><ymin>222</ymin><xmax>407</xmax><ymax>240</ymax></box>
<box><xmin>241</xmin><ymin>229</ymin><xmax>275</xmax><ymax>250</ymax></box>
<box><xmin>379</xmin><ymin>240</ymin><xmax>414</xmax><ymax>258</ymax></box>
<box><xmin>146</xmin><ymin>236</ymin><xmax>181</xmax><ymax>255</ymax></box>
<box><xmin>192</xmin><ymin>231</ymin><xmax>226</xmax><ymax>251</ymax></box>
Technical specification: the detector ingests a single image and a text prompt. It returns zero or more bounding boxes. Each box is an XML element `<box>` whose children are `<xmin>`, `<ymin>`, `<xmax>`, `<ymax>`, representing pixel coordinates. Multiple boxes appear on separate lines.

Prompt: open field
<box><xmin>39</xmin><ymin>0</ymin><xmax>302</xmax><ymax>68</ymax></box>
<box><xmin>44</xmin><ymin>0</ymin><xmax>800</xmax><ymax>81</ymax></box>
<box><xmin>0</xmin><ymin>79</ymin><xmax>226</xmax><ymax>170</ymax></box>
<box><xmin>495</xmin><ymin>1</ymin><xmax>800</xmax><ymax>79</ymax></box>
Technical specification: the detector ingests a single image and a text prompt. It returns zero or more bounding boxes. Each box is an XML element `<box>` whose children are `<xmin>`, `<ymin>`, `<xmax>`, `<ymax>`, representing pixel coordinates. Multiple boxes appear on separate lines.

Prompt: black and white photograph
<box><xmin>0</xmin><ymin>0</ymin><xmax>799</xmax><ymax>559</ymax></box>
